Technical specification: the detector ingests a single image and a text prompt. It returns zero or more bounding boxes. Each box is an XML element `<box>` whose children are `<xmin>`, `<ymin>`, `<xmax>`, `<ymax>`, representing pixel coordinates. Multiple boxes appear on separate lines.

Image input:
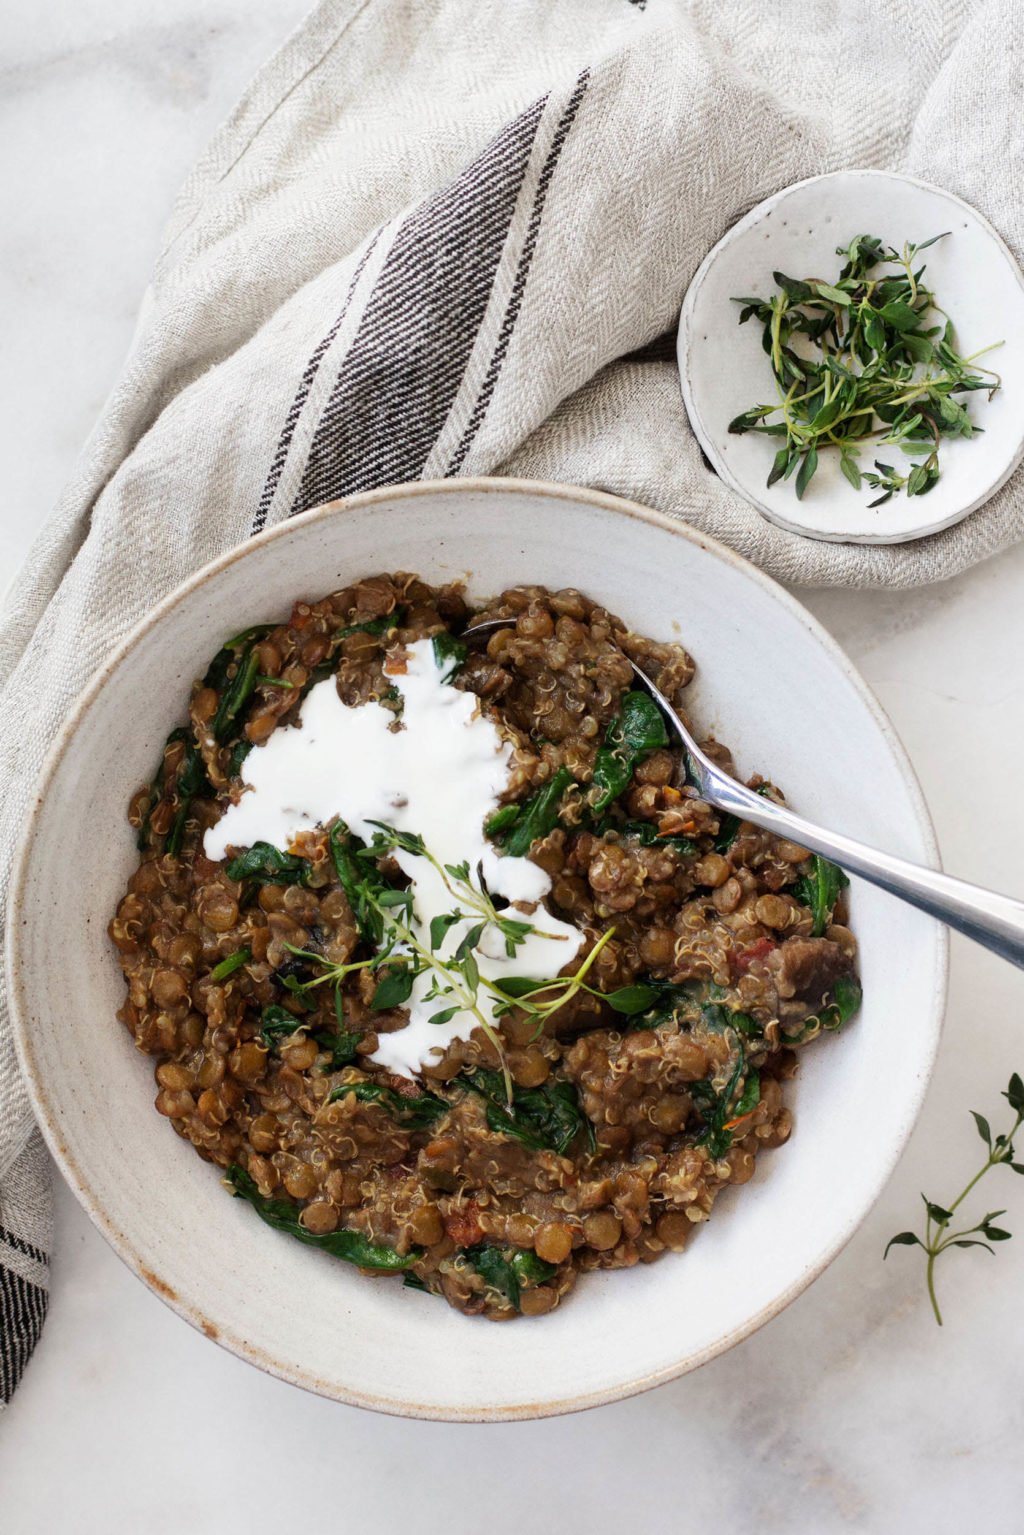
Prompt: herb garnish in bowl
<box><xmin>728</xmin><ymin>233</ymin><xmax>1002</xmax><ymax>506</ymax></box>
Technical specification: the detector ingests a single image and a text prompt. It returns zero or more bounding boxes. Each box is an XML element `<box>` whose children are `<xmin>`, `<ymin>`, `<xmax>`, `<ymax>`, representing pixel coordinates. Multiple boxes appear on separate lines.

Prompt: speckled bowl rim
<box><xmin>6</xmin><ymin>476</ymin><xmax>948</xmax><ymax>1421</ymax></box>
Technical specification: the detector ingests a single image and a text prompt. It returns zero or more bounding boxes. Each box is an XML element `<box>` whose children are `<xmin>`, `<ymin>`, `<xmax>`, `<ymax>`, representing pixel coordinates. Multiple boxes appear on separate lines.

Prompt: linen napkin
<box><xmin>3</xmin><ymin>0</ymin><xmax>1022</xmax><ymax>1403</ymax></box>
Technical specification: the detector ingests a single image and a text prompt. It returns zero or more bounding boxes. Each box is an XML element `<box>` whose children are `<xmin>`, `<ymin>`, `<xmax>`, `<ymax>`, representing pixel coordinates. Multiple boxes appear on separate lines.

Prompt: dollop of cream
<box><xmin>204</xmin><ymin>638</ymin><xmax>583</xmax><ymax>1076</ymax></box>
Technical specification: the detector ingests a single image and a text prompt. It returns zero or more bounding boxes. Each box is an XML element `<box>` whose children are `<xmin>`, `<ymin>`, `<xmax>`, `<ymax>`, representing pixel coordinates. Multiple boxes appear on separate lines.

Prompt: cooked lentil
<box><xmin>109</xmin><ymin>575</ymin><xmax>861</xmax><ymax>1320</ymax></box>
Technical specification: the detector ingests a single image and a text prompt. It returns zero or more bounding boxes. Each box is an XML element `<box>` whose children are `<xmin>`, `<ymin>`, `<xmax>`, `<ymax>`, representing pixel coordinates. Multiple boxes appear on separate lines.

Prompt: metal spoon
<box><xmin>464</xmin><ymin>618</ymin><xmax>1024</xmax><ymax>968</ymax></box>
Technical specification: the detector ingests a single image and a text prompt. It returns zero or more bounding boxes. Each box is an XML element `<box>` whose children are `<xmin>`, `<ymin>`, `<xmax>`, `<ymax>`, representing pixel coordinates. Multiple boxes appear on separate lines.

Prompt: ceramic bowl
<box><xmin>7</xmin><ymin>479</ymin><xmax>946</xmax><ymax>1420</ymax></box>
<box><xmin>678</xmin><ymin>170</ymin><xmax>1024</xmax><ymax>544</ymax></box>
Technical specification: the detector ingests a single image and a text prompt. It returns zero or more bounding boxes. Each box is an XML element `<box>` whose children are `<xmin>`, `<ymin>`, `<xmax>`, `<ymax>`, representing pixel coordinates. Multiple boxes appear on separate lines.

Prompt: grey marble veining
<box><xmin>2</xmin><ymin>5</ymin><xmax>1022</xmax><ymax>1530</ymax></box>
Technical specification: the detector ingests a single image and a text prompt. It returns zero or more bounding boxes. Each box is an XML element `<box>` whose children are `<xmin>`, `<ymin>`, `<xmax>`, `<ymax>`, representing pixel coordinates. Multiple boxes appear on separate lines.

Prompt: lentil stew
<box><xmin>109</xmin><ymin>575</ymin><xmax>861</xmax><ymax>1320</ymax></box>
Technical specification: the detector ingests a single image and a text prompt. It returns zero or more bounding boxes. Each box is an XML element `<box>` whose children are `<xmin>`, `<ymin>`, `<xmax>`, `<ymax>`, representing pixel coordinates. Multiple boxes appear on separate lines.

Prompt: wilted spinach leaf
<box><xmin>462</xmin><ymin>1067</ymin><xmax>592</xmax><ymax>1155</ymax></box>
<box><xmin>591</xmin><ymin>692</ymin><xmax>669</xmax><ymax>812</ymax></box>
<box><xmin>592</xmin><ymin>815</ymin><xmax>698</xmax><ymax>856</ymax></box>
<box><xmin>226</xmin><ymin>841</ymin><xmax>312</xmax><ymax>887</ymax></box>
<box><xmin>336</xmin><ymin>609</ymin><xmax>404</xmax><ymax>640</ymax></box>
<box><xmin>501</xmin><ymin>767</ymin><xmax>576</xmax><ymax>857</ymax></box>
<box><xmin>690</xmin><ymin>1046</ymin><xmax>759</xmax><ymax>1159</ymax></box>
<box><xmin>790</xmin><ymin>853</ymin><xmax>849</xmax><ymax>935</ymax></box>
<box><xmin>432</xmin><ymin>631</ymin><xmax>468</xmax><ymax>682</ymax></box>
<box><xmin>327</xmin><ymin>1080</ymin><xmax>448</xmax><ymax>1129</ymax></box>
<box><xmin>465</xmin><ymin>1243</ymin><xmax>557</xmax><ymax>1310</ymax></box>
<box><xmin>225</xmin><ymin>1165</ymin><xmax>417</xmax><ymax>1270</ymax></box>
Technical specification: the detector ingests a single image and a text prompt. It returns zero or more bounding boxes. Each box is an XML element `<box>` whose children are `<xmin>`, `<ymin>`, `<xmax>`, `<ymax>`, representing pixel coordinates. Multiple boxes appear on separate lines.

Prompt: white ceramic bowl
<box><xmin>7</xmin><ymin>479</ymin><xmax>946</xmax><ymax>1420</ymax></box>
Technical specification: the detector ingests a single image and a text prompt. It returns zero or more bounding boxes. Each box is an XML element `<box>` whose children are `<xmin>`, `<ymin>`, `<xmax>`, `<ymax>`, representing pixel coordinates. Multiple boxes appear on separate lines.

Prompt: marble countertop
<box><xmin>2</xmin><ymin>5</ymin><xmax>1023</xmax><ymax>1529</ymax></box>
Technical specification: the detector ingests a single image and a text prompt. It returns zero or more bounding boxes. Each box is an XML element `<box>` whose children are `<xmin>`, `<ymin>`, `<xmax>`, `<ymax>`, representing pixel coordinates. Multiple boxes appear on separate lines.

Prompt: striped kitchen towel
<box><xmin>3</xmin><ymin>0</ymin><xmax>1023</xmax><ymax>1400</ymax></box>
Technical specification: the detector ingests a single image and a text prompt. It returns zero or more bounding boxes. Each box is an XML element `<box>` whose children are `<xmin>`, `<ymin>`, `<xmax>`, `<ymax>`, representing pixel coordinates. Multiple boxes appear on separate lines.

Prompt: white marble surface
<box><xmin>2</xmin><ymin>5</ymin><xmax>1024</xmax><ymax>1529</ymax></box>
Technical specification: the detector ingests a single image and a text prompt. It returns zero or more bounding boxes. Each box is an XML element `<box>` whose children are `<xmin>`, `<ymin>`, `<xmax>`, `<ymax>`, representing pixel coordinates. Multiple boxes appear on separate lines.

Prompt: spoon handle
<box><xmin>708</xmin><ymin>772</ymin><xmax>1024</xmax><ymax>970</ymax></box>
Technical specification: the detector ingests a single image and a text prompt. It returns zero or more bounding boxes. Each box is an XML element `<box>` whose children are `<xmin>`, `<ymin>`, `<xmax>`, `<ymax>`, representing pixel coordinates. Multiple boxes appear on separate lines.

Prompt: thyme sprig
<box><xmin>729</xmin><ymin>232</ymin><xmax>1001</xmax><ymax>506</ymax></box>
<box><xmin>885</xmin><ymin>1072</ymin><xmax>1024</xmax><ymax>1324</ymax></box>
<box><xmin>288</xmin><ymin>820</ymin><xmax>629</xmax><ymax>1104</ymax></box>
<box><xmin>364</xmin><ymin>819</ymin><xmax>561</xmax><ymax>955</ymax></box>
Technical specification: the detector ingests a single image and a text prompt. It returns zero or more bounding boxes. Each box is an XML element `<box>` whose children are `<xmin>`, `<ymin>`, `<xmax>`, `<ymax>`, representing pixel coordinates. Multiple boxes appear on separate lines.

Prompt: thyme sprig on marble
<box><xmin>885</xmin><ymin>1072</ymin><xmax>1024</xmax><ymax>1324</ymax></box>
<box><xmin>729</xmin><ymin>232</ymin><xmax>1002</xmax><ymax>506</ymax></box>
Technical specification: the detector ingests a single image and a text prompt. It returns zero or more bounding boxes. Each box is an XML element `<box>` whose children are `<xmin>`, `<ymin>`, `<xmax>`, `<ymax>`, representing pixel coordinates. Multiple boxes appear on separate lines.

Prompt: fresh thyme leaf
<box><xmin>429</xmin><ymin>911</ymin><xmax>462</xmax><ymax>951</ymax></box>
<box><xmin>497</xmin><ymin>917</ymin><xmax>532</xmax><ymax>956</ymax></box>
<box><xmin>795</xmin><ymin>444</ymin><xmax>818</xmax><ymax>500</ymax></box>
<box><xmin>971</xmin><ymin>1111</ymin><xmax>993</xmax><ymax>1148</ymax></box>
<box><xmin>492</xmin><ymin>975</ymin><xmax>553</xmax><ymax>1000</ymax></box>
<box><xmin>840</xmin><ymin>453</ymin><xmax>862</xmax><ymax>491</ymax></box>
<box><xmin>883</xmin><ymin>1231</ymin><xmax>923</xmax><ymax>1257</ymax></box>
<box><xmin>462</xmin><ymin>950</ymin><xmax>480</xmax><ymax>993</ymax></box>
<box><xmin>885</xmin><ymin>1074</ymin><xmax>1024</xmax><ymax>1323</ymax></box>
<box><xmin>366</xmin><ymin>821</ymin><xmax>427</xmax><ymax>858</ymax></box>
<box><xmin>603</xmin><ymin>982</ymin><xmax>664</xmax><ymax>1015</ymax></box>
<box><xmin>455</xmin><ymin>923</ymin><xmax>485</xmax><ymax>961</ymax></box>
<box><xmin>731</xmin><ymin>232</ymin><xmax>1001</xmax><ymax>508</ymax></box>
<box><xmin>371</xmin><ymin>966</ymin><xmax>416</xmax><ymax>1011</ymax></box>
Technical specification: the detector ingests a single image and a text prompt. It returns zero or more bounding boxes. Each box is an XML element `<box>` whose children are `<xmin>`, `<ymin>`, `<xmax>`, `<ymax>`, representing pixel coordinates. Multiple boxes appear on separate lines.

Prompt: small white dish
<box><xmin>7</xmin><ymin>480</ymin><xmax>946</xmax><ymax>1419</ymax></box>
<box><xmin>678</xmin><ymin>170</ymin><xmax>1024</xmax><ymax>544</ymax></box>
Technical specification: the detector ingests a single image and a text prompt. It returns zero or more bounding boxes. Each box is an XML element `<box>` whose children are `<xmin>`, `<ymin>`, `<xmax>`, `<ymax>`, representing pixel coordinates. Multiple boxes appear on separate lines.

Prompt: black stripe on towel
<box><xmin>289</xmin><ymin>95</ymin><xmax>547</xmax><ymax>514</ymax></box>
<box><xmin>251</xmin><ymin>230</ymin><xmax>384</xmax><ymax>535</ymax></box>
<box><xmin>0</xmin><ymin>1223</ymin><xmax>47</xmax><ymax>1267</ymax></box>
<box><xmin>445</xmin><ymin>69</ymin><xmax>589</xmax><ymax>475</ymax></box>
<box><xmin>0</xmin><ymin>1264</ymin><xmax>48</xmax><ymax>1405</ymax></box>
